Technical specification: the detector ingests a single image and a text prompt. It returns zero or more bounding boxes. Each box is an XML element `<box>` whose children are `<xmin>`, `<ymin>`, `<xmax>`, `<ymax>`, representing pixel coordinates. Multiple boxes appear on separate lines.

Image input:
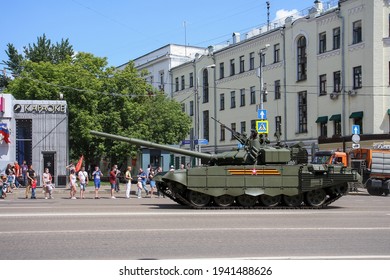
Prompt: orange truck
<box><xmin>313</xmin><ymin>147</ymin><xmax>390</xmax><ymax>196</ymax></box>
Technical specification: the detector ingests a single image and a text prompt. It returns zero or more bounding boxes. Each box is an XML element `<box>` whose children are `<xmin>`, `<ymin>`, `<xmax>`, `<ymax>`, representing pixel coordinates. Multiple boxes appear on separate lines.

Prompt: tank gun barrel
<box><xmin>90</xmin><ymin>130</ymin><xmax>214</xmax><ymax>160</ymax></box>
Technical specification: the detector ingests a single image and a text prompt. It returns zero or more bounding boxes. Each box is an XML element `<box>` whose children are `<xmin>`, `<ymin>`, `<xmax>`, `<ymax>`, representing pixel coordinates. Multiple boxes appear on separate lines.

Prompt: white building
<box><xmin>118</xmin><ymin>44</ymin><xmax>206</xmax><ymax>96</ymax></box>
<box><xmin>170</xmin><ymin>0</ymin><xmax>390</xmax><ymax>160</ymax></box>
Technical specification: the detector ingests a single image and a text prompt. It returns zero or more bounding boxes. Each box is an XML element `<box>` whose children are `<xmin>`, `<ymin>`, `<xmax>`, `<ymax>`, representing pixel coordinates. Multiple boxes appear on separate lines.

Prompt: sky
<box><xmin>1</xmin><ymin>0</ymin><xmax>322</xmax><ymax>70</ymax></box>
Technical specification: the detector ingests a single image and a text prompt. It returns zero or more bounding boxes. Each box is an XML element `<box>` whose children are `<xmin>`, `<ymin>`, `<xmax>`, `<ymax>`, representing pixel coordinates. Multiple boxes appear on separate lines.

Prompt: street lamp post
<box><xmin>257</xmin><ymin>44</ymin><xmax>270</xmax><ymax>110</ymax></box>
<box><xmin>194</xmin><ymin>64</ymin><xmax>215</xmax><ymax>166</ymax></box>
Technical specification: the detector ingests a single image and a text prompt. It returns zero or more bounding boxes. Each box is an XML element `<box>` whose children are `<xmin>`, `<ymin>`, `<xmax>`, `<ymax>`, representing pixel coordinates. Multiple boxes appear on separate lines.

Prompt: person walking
<box><xmin>92</xmin><ymin>166</ymin><xmax>103</xmax><ymax>199</ymax></box>
<box><xmin>125</xmin><ymin>166</ymin><xmax>133</xmax><ymax>199</ymax></box>
<box><xmin>21</xmin><ymin>160</ymin><xmax>28</xmax><ymax>188</ymax></box>
<box><xmin>149</xmin><ymin>169</ymin><xmax>157</xmax><ymax>198</ymax></box>
<box><xmin>138</xmin><ymin>168</ymin><xmax>148</xmax><ymax>197</ymax></box>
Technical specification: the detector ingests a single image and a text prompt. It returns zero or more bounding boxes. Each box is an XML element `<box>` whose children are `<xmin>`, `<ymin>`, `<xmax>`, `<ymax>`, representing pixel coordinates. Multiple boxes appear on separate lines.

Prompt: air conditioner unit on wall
<box><xmin>330</xmin><ymin>92</ymin><xmax>339</xmax><ymax>100</ymax></box>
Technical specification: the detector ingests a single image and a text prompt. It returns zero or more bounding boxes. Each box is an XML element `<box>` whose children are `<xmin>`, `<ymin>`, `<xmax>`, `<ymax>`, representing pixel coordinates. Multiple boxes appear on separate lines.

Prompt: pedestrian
<box><xmin>21</xmin><ymin>160</ymin><xmax>28</xmax><ymax>187</ymax></box>
<box><xmin>125</xmin><ymin>166</ymin><xmax>132</xmax><ymax>199</ymax></box>
<box><xmin>0</xmin><ymin>175</ymin><xmax>8</xmax><ymax>199</ymax></box>
<box><xmin>6</xmin><ymin>171</ymin><xmax>15</xmax><ymax>193</ymax></box>
<box><xmin>78</xmin><ymin>166</ymin><xmax>88</xmax><ymax>199</ymax></box>
<box><xmin>42</xmin><ymin>168</ymin><xmax>54</xmax><ymax>199</ymax></box>
<box><xmin>136</xmin><ymin>177</ymin><xmax>142</xmax><ymax>198</ymax></box>
<box><xmin>27</xmin><ymin>165</ymin><xmax>36</xmax><ymax>199</ymax></box>
<box><xmin>149</xmin><ymin>169</ymin><xmax>157</xmax><ymax>198</ymax></box>
<box><xmin>92</xmin><ymin>166</ymin><xmax>103</xmax><ymax>199</ymax></box>
<box><xmin>13</xmin><ymin>161</ymin><xmax>21</xmax><ymax>188</ymax></box>
<box><xmin>69</xmin><ymin>169</ymin><xmax>77</xmax><ymax>199</ymax></box>
<box><xmin>109</xmin><ymin>166</ymin><xmax>117</xmax><ymax>199</ymax></box>
<box><xmin>138</xmin><ymin>168</ymin><xmax>148</xmax><ymax>197</ymax></box>
<box><xmin>114</xmin><ymin>165</ymin><xmax>121</xmax><ymax>192</ymax></box>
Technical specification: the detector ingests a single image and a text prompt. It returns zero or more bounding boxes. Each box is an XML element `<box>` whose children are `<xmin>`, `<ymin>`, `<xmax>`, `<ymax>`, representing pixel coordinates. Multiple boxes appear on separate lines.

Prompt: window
<box><xmin>239</xmin><ymin>55</ymin><xmax>245</xmax><ymax>73</ymax></box>
<box><xmin>240</xmin><ymin>121</ymin><xmax>246</xmax><ymax>134</ymax></box>
<box><xmin>334</xmin><ymin>120</ymin><xmax>341</xmax><ymax>136</ymax></box>
<box><xmin>175</xmin><ymin>77</ymin><xmax>179</xmax><ymax>92</ymax></box>
<box><xmin>220</xmin><ymin>125</ymin><xmax>225</xmax><ymax>141</ymax></box>
<box><xmin>353</xmin><ymin>20</ymin><xmax>362</xmax><ymax>44</ymax></box>
<box><xmin>240</xmin><ymin>88</ymin><xmax>245</xmax><ymax>107</ymax></box>
<box><xmin>333</xmin><ymin>71</ymin><xmax>341</xmax><ymax>92</ymax></box>
<box><xmin>320</xmin><ymin>122</ymin><xmax>328</xmax><ymax>138</ymax></box>
<box><xmin>274</xmin><ymin>43</ymin><xmax>280</xmax><ymax>63</ymax></box>
<box><xmin>251</xmin><ymin>120</ymin><xmax>256</xmax><ymax>131</ymax></box>
<box><xmin>220</xmin><ymin>93</ymin><xmax>225</xmax><ymax>111</ymax></box>
<box><xmin>181</xmin><ymin>75</ymin><xmax>185</xmax><ymax>90</ymax></box>
<box><xmin>319</xmin><ymin>32</ymin><xmax>326</xmax><ymax>54</ymax></box>
<box><xmin>202</xmin><ymin>69</ymin><xmax>209</xmax><ymax>103</ymax></box>
<box><xmin>319</xmin><ymin>74</ymin><xmax>327</xmax><ymax>95</ymax></box>
<box><xmin>181</xmin><ymin>103</ymin><xmax>185</xmax><ymax>112</ymax></box>
<box><xmin>219</xmin><ymin>62</ymin><xmax>224</xmax><ymax>79</ymax></box>
<box><xmin>189</xmin><ymin>72</ymin><xmax>194</xmax><ymax>88</ymax></box>
<box><xmin>333</xmin><ymin>27</ymin><xmax>340</xmax><ymax>50</ymax></box>
<box><xmin>249</xmin><ymin>52</ymin><xmax>255</xmax><ymax>70</ymax></box>
<box><xmin>297</xmin><ymin>37</ymin><xmax>307</xmax><ymax>81</ymax></box>
<box><xmin>159</xmin><ymin>71</ymin><xmax>164</xmax><ymax>91</ymax></box>
<box><xmin>275</xmin><ymin>116</ymin><xmax>282</xmax><ymax>138</ymax></box>
<box><xmin>353</xmin><ymin>66</ymin><xmax>362</xmax><ymax>89</ymax></box>
<box><xmin>298</xmin><ymin>91</ymin><xmax>307</xmax><ymax>133</ymax></box>
<box><xmin>203</xmin><ymin>110</ymin><xmax>209</xmax><ymax>141</ymax></box>
<box><xmin>16</xmin><ymin>119</ymin><xmax>33</xmax><ymax>165</ymax></box>
<box><xmin>274</xmin><ymin>80</ymin><xmax>281</xmax><ymax>100</ymax></box>
<box><xmin>230</xmin><ymin>59</ymin><xmax>235</xmax><ymax>76</ymax></box>
<box><xmin>230</xmin><ymin>123</ymin><xmax>236</xmax><ymax>140</ymax></box>
<box><xmin>230</xmin><ymin>91</ymin><xmax>236</xmax><ymax>108</ymax></box>
<box><xmin>260</xmin><ymin>52</ymin><xmax>266</xmax><ymax>67</ymax></box>
<box><xmin>250</xmin><ymin>86</ymin><xmax>256</xmax><ymax>104</ymax></box>
<box><xmin>189</xmin><ymin>101</ymin><xmax>194</xmax><ymax>116</ymax></box>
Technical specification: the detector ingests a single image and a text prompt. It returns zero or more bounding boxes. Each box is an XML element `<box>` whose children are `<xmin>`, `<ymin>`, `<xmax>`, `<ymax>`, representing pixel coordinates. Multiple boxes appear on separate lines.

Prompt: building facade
<box><xmin>170</xmin><ymin>0</ymin><xmax>390</xmax><ymax>158</ymax></box>
<box><xmin>0</xmin><ymin>94</ymin><xmax>69</xmax><ymax>185</ymax></box>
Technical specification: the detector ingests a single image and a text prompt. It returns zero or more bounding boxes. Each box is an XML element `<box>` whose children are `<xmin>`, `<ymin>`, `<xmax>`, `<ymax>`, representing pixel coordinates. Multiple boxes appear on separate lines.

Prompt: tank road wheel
<box><xmin>187</xmin><ymin>190</ymin><xmax>211</xmax><ymax>207</ymax></box>
<box><xmin>237</xmin><ymin>194</ymin><xmax>257</xmax><ymax>207</ymax></box>
<box><xmin>304</xmin><ymin>189</ymin><xmax>327</xmax><ymax>207</ymax></box>
<box><xmin>214</xmin><ymin>195</ymin><xmax>235</xmax><ymax>207</ymax></box>
<box><xmin>282</xmin><ymin>194</ymin><xmax>303</xmax><ymax>207</ymax></box>
<box><xmin>259</xmin><ymin>195</ymin><xmax>281</xmax><ymax>207</ymax></box>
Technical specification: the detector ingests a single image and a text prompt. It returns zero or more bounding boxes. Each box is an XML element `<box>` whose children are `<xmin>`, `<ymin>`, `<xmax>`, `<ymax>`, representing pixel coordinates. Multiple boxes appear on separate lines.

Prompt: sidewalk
<box><xmin>3</xmin><ymin>183</ymin><xmax>157</xmax><ymax>200</ymax></box>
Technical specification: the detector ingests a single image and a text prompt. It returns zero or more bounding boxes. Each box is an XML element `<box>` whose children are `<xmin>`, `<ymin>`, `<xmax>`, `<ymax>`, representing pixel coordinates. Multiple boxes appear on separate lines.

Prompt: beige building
<box><xmin>171</xmin><ymin>0</ymin><xmax>390</xmax><ymax>158</ymax></box>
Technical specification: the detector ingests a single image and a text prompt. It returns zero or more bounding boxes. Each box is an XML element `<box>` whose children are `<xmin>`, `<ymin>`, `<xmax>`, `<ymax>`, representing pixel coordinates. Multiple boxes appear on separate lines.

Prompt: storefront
<box><xmin>0</xmin><ymin>94</ymin><xmax>68</xmax><ymax>186</ymax></box>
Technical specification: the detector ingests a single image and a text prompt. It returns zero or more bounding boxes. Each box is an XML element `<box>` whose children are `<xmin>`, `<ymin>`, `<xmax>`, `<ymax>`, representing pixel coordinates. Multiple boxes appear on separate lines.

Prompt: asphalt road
<box><xmin>1</xmin><ymin>187</ymin><xmax>389</xmax><ymax>260</ymax></box>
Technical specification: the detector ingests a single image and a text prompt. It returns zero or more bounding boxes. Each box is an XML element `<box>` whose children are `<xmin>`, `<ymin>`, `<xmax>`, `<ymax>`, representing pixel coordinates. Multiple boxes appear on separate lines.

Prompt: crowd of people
<box><xmin>1</xmin><ymin>161</ymin><xmax>168</xmax><ymax>200</ymax></box>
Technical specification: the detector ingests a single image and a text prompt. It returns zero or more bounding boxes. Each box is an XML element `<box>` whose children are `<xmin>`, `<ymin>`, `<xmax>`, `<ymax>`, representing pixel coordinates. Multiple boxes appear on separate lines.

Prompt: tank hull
<box><xmin>157</xmin><ymin>164</ymin><xmax>360</xmax><ymax>208</ymax></box>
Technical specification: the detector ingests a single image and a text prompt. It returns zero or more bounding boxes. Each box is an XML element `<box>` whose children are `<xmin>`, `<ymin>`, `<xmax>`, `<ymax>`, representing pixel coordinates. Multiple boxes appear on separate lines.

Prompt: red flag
<box><xmin>75</xmin><ymin>155</ymin><xmax>84</xmax><ymax>172</ymax></box>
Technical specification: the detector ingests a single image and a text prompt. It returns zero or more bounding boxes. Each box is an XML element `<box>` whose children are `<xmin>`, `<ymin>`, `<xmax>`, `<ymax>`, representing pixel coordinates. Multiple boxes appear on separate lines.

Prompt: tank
<box><xmin>90</xmin><ymin>130</ymin><xmax>361</xmax><ymax>209</ymax></box>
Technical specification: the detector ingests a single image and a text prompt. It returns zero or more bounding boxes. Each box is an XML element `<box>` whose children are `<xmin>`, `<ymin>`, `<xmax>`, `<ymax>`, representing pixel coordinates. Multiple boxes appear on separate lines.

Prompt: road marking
<box><xmin>1</xmin><ymin>227</ymin><xmax>390</xmax><ymax>235</ymax></box>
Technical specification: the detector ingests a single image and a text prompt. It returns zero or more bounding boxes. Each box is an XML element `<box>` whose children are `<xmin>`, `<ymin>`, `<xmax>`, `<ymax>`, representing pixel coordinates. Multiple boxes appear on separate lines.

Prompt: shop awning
<box><xmin>349</xmin><ymin>111</ymin><xmax>363</xmax><ymax>119</ymax></box>
<box><xmin>315</xmin><ymin>116</ymin><xmax>328</xmax><ymax>123</ymax></box>
<box><xmin>329</xmin><ymin>114</ymin><xmax>341</xmax><ymax>121</ymax></box>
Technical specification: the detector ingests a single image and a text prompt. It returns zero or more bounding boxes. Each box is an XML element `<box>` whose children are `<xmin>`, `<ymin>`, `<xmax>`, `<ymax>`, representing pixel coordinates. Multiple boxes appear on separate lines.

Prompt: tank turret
<box><xmin>90</xmin><ymin>129</ymin><xmax>360</xmax><ymax>209</ymax></box>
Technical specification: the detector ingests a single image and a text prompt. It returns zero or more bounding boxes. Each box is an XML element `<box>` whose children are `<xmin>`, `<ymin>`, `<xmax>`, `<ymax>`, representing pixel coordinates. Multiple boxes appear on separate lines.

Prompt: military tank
<box><xmin>90</xmin><ymin>129</ymin><xmax>360</xmax><ymax>209</ymax></box>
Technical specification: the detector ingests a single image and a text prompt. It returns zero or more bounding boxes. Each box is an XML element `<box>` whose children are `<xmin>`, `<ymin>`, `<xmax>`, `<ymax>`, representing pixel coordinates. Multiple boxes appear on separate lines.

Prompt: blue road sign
<box><xmin>195</xmin><ymin>139</ymin><xmax>209</xmax><ymax>145</ymax></box>
<box><xmin>352</xmin><ymin>125</ymin><xmax>360</xmax><ymax>135</ymax></box>
<box><xmin>256</xmin><ymin>120</ymin><xmax>269</xmax><ymax>134</ymax></box>
<box><xmin>257</xmin><ymin>109</ymin><xmax>267</xmax><ymax>120</ymax></box>
<box><xmin>181</xmin><ymin>140</ymin><xmax>191</xmax><ymax>145</ymax></box>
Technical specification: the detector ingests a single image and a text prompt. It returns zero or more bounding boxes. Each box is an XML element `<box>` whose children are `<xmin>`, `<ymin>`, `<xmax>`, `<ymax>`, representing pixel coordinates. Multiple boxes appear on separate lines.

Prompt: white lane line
<box><xmin>1</xmin><ymin>227</ymin><xmax>390</xmax><ymax>235</ymax></box>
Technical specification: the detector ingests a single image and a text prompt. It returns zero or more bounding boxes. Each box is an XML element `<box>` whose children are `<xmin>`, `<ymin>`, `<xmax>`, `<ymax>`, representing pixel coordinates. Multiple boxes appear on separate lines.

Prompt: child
<box><xmin>0</xmin><ymin>175</ymin><xmax>8</xmax><ymax>199</ymax></box>
<box><xmin>137</xmin><ymin>177</ymin><xmax>143</xmax><ymax>198</ymax></box>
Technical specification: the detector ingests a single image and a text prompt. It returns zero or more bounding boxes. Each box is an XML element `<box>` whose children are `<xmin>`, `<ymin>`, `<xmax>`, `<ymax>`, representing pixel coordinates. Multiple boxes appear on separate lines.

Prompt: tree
<box><xmin>2</xmin><ymin>34</ymin><xmax>74</xmax><ymax>75</ymax></box>
<box><xmin>6</xmin><ymin>47</ymin><xmax>191</xmax><ymax>167</ymax></box>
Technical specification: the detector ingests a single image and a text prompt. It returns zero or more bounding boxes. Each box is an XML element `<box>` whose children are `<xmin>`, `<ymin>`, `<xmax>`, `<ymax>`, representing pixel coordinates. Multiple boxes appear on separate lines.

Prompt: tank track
<box><xmin>157</xmin><ymin>182</ymin><xmax>344</xmax><ymax>210</ymax></box>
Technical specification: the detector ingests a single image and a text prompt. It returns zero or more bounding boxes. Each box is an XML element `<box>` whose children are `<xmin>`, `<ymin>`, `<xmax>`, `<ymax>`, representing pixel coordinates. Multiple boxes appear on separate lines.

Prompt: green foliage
<box><xmin>4</xmin><ymin>36</ymin><xmax>192</xmax><ymax>167</ymax></box>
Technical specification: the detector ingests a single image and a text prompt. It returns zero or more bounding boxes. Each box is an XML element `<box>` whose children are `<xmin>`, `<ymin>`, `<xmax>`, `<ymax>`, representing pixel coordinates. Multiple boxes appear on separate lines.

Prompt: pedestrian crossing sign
<box><xmin>256</xmin><ymin>120</ymin><xmax>268</xmax><ymax>134</ymax></box>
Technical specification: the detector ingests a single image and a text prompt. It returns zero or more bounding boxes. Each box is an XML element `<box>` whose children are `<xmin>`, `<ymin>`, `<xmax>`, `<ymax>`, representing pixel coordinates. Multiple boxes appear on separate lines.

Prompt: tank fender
<box><xmin>383</xmin><ymin>180</ymin><xmax>390</xmax><ymax>191</ymax></box>
<box><xmin>162</xmin><ymin>169</ymin><xmax>187</xmax><ymax>186</ymax></box>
